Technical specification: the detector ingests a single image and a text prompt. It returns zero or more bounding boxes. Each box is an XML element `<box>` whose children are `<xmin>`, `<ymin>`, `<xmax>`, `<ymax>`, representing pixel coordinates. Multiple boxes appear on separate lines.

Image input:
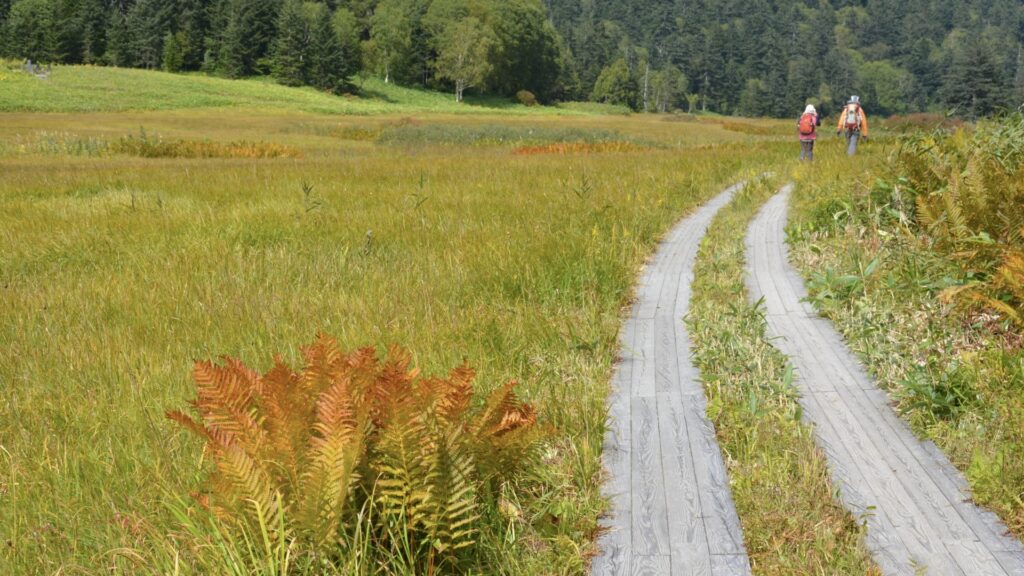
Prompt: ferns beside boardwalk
<box><xmin>167</xmin><ymin>334</ymin><xmax>544</xmax><ymax>571</ymax></box>
<box><xmin>895</xmin><ymin>112</ymin><xmax>1024</xmax><ymax>328</ymax></box>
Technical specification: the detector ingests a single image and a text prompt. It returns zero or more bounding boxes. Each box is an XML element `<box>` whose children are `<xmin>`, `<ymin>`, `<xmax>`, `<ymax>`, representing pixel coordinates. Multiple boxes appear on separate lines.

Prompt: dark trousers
<box><xmin>799</xmin><ymin>140</ymin><xmax>815</xmax><ymax>161</ymax></box>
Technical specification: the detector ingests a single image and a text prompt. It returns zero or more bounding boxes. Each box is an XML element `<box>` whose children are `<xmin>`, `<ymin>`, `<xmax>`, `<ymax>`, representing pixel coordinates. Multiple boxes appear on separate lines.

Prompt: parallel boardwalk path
<box><xmin>593</xmin><ymin>184</ymin><xmax>751</xmax><ymax>576</ymax></box>
<box><xmin>745</xmin><ymin>186</ymin><xmax>1024</xmax><ymax>576</ymax></box>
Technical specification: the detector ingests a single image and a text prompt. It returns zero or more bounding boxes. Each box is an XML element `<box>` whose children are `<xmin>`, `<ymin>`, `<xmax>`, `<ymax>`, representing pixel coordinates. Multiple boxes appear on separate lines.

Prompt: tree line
<box><xmin>1</xmin><ymin>0</ymin><xmax>1022</xmax><ymax>117</ymax></box>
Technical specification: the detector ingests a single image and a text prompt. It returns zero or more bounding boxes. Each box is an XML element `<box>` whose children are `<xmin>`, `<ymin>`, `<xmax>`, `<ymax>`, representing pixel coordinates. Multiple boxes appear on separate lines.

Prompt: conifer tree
<box><xmin>79</xmin><ymin>0</ymin><xmax>108</xmax><ymax>63</ymax></box>
<box><xmin>218</xmin><ymin>0</ymin><xmax>279</xmax><ymax>77</ymax></box>
<box><xmin>126</xmin><ymin>0</ymin><xmax>171</xmax><ymax>69</ymax></box>
<box><xmin>162</xmin><ymin>31</ymin><xmax>185</xmax><ymax>71</ymax></box>
<box><xmin>943</xmin><ymin>38</ymin><xmax>1010</xmax><ymax>118</ymax></box>
<box><xmin>104</xmin><ymin>9</ymin><xmax>131</xmax><ymax>66</ymax></box>
<box><xmin>331</xmin><ymin>6</ymin><xmax>361</xmax><ymax>80</ymax></box>
<box><xmin>308</xmin><ymin>2</ymin><xmax>346</xmax><ymax>91</ymax></box>
<box><xmin>270</xmin><ymin>0</ymin><xmax>307</xmax><ymax>86</ymax></box>
<box><xmin>3</xmin><ymin>0</ymin><xmax>58</xmax><ymax>62</ymax></box>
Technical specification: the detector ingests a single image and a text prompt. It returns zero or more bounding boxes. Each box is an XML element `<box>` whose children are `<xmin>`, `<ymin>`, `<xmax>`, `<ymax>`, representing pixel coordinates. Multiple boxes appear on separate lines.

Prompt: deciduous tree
<box><xmin>433</xmin><ymin>16</ymin><xmax>493</xmax><ymax>102</ymax></box>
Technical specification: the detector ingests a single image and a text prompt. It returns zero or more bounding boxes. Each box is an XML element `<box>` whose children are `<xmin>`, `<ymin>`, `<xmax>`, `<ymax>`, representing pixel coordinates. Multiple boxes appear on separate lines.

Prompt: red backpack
<box><xmin>798</xmin><ymin>113</ymin><xmax>816</xmax><ymax>136</ymax></box>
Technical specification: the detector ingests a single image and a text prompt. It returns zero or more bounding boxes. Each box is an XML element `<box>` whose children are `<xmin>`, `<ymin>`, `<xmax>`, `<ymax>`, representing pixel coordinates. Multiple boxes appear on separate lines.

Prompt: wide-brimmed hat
<box><xmin>805</xmin><ymin>104</ymin><xmax>817</xmax><ymax>114</ymax></box>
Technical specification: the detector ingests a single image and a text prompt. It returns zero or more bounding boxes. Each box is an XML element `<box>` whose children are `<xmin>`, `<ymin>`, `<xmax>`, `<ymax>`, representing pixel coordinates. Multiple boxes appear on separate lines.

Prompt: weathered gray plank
<box><xmin>631</xmin><ymin>396</ymin><xmax>671</xmax><ymax>556</ymax></box>
<box><xmin>745</xmin><ymin>185</ymin><xmax>1024</xmax><ymax>576</ymax></box>
<box><xmin>710</xmin><ymin>554</ymin><xmax>752</xmax><ymax>576</ymax></box>
<box><xmin>593</xmin><ymin>513</ymin><xmax>632</xmax><ymax>576</ymax></box>
<box><xmin>631</xmin><ymin>318</ymin><xmax>656</xmax><ymax>398</ymax></box>
<box><xmin>656</xmin><ymin>394</ymin><xmax>710</xmax><ymax>576</ymax></box>
<box><xmin>632</xmin><ymin>555</ymin><xmax>671</xmax><ymax>576</ymax></box>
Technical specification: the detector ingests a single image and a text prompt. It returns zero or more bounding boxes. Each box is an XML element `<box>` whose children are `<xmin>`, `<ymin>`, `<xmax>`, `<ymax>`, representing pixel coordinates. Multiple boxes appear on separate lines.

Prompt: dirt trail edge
<box><xmin>593</xmin><ymin>183</ymin><xmax>752</xmax><ymax>576</ymax></box>
<box><xmin>745</xmin><ymin>186</ymin><xmax>1024</xmax><ymax>576</ymax></box>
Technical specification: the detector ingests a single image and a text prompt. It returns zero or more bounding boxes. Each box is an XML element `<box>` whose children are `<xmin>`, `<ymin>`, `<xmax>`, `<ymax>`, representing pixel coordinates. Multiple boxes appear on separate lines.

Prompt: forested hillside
<box><xmin>1</xmin><ymin>0</ymin><xmax>1022</xmax><ymax>117</ymax></box>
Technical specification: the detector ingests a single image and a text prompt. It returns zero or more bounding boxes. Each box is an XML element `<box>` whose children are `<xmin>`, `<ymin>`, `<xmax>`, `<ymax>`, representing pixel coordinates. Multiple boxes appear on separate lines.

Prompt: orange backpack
<box><xmin>798</xmin><ymin>113</ymin><xmax>816</xmax><ymax>136</ymax></box>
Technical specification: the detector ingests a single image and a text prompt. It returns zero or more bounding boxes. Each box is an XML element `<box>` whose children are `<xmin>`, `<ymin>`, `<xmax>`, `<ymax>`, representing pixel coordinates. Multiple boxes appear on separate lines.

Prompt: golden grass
<box><xmin>0</xmin><ymin>109</ymin><xmax>791</xmax><ymax>573</ymax></box>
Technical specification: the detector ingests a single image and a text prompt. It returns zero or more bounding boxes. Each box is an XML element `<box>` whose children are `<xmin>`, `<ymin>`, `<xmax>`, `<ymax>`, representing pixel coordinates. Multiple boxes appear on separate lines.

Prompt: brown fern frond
<box><xmin>421</xmin><ymin>428</ymin><xmax>479</xmax><ymax>556</ymax></box>
<box><xmin>300</xmin><ymin>333</ymin><xmax>345</xmax><ymax>395</ymax></box>
<box><xmin>214</xmin><ymin>446</ymin><xmax>282</xmax><ymax>528</ymax></box>
<box><xmin>436</xmin><ymin>364</ymin><xmax>474</xmax><ymax>422</ymax></box>
<box><xmin>295</xmin><ymin>379</ymin><xmax>362</xmax><ymax>545</ymax></box>
<box><xmin>165</xmin><ymin>409</ymin><xmax>213</xmax><ymax>442</ymax></box>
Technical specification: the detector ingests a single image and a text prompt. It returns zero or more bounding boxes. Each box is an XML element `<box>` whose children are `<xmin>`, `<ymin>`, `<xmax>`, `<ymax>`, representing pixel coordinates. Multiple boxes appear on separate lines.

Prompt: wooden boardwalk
<box><xmin>593</xmin><ymin>184</ymin><xmax>751</xmax><ymax>576</ymax></box>
<box><xmin>745</xmin><ymin>186</ymin><xmax>1024</xmax><ymax>576</ymax></box>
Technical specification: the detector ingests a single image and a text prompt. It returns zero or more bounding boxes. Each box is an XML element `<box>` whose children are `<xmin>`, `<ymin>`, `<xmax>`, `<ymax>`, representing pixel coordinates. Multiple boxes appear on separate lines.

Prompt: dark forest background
<box><xmin>2</xmin><ymin>0</ymin><xmax>1022</xmax><ymax>117</ymax></box>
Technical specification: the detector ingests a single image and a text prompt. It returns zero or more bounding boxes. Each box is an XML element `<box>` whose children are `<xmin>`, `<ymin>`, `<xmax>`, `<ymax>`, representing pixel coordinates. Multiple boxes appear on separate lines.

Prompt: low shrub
<box><xmin>377</xmin><ymin>122</ymin><xmax>638</xmax><ymax>148</ymax></box>
<box><xmin>553</xmin><ymin>101</ymin><xmax>632</xmax><ymax>115</ymax></box>
<box><xmin>515</xmin><ymin>90</ymin><xmax>537</xmax><ymax>107</ymax></box>
<box><xmin>720</xmin><ymin>121</ymin><xmax>777</xmax><ymax>135</ymax></box>
<box><xmin>512</xmin><ymin>141</ymin><xmax>648</xmax><ymax>155</ymax></box>
<box><xmin>3</xmin><ymin>131</ymin><xmax>110</xmax><ymax>156</ymax></box>
<box><xmin>884</xmin><ymin>113</ymin><xmax>964</xmax><ymax>133</ymax></box>
<box><xmin>111</xmin><ymin>129</ymin><xmax>301</xmax><ymax>159</ymax></box>
<box><xmin>167</xmin><ymin>334</ymin><xmax>545</xmax><ymax>570</ymax></box>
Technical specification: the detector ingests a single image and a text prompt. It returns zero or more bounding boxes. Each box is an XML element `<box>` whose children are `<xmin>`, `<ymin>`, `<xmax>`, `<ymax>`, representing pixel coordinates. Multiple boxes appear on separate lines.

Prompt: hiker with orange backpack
<box><xmin>836</xmin><ymin>95</ymin><xmax>869</xmax><ymax>156</ymax></box>
<box><xmin>797</xmin><ymin>104</ymin><xmax>822</xmax><ymax>161</ymax></box>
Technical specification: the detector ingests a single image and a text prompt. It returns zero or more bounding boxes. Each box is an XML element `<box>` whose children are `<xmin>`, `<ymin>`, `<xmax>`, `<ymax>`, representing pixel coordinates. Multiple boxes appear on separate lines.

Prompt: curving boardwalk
<box><xmin>593</xmin><ymin>183</ymin><xmax>751</xmax><ymax>576</ymax></box>
<box><xmin>745</xmin><ymin>186</ymin><xmax>1024</xmax><ymax>576</ymax></box>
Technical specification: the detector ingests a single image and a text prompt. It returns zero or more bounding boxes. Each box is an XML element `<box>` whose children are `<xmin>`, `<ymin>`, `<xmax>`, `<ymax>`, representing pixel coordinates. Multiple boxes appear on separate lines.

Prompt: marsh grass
<box><xmin>375</xmin><ymin>123</ymin><xmax>652</xmax><ymax>148</ymax></box>
<box><xmin>110</xmin><ymin>129</ymin><xmax>302</xmax><ymax>159</ymax></box>
<box><xmin>1</xmin><ymin>129</ymin><xmax>301</xmax><ymax>159</ymax></box>
<box><xmin>688</xmin><ymin>176</ymin><xmax>879</xmax><ymax>575</ymax></box>
<box><xmin>0</xmin><ymin>108</ymin><xmax>790</xmax><ymax>573</ymax></box>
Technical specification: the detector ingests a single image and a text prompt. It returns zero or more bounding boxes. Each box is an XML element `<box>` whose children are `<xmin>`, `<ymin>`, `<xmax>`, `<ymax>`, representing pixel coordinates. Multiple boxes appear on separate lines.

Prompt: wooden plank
<box><xmin>631</xmin><ymin>555</ymin><xmax>670</xmax><ymax>576</ymax></box>
<box><xmin>631</xmin><ymin>396</ymin><xmax>670</xmax><ymax>556</ymax></box>
<box><xmin>995</xmin><ymin>552</ymin><xmax>1024</xmax><ymax>576</ymax></box>
<box><xmin>680</xmin><ymin>392</ymin><xmax>746</xmax><ymax>556</ymax></box>
<box><xmin>710</xmin><ymin>554</ymin><xmax>751</xmax><ymax>576</ymax></box>
<box><xmin>631</xmin><ymin>318</ymin><xmax>656</xmax><ymax>398</ymax></box>
<box><xmin>594</xmin><ymin>510</ymin><xmax>632</xmax><ymax>576</ymax></box>
<box><xmin>656</xmin><ymin>392</ymin><xmax>711</xmax><ymax>576</ymax></box>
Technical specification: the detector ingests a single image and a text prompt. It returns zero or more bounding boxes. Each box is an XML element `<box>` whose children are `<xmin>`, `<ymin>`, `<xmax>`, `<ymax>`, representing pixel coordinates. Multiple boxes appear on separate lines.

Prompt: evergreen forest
<box><xmin>2</xmin><ymin>0</ymin><xmax>1022</xmax><ymax>117</ymax></box>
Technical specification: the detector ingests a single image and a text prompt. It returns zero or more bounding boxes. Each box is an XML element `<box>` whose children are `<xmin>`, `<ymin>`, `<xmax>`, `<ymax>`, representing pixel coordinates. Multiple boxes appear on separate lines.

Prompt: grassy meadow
<box><xmin>0</xmin><ymin>67</ymin><xmax>800</xmax><ymax>574</ymax></box>
<box><xmin>0</xmin><ymin>60</ymin><xmax>634</xmax><ymax>116</ymax></box>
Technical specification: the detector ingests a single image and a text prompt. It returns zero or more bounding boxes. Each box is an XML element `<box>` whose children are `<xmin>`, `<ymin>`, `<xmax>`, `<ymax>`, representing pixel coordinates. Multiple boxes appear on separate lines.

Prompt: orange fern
<box><xmin>168</xmin><ymin>333</ymin><xmax>545</xmax><ymax>567</ymax></box>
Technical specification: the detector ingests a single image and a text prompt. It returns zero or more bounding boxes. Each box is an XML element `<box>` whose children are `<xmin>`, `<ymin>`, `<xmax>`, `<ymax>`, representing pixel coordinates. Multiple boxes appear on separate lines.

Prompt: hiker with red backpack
<box><xmin>797</xmin><ymin>104</ymin><xmax>822</xmax><ymax>161</ymax></box>
<box><xmin>836</xmin><ymin>95</ymin><xmax>869</xmax><ymax>156</ymax></box>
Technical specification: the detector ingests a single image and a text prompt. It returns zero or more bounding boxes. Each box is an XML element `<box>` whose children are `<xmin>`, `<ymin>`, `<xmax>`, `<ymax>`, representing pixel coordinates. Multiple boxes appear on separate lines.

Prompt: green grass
<box><xmin>0</xmin><ymin>105</ymin><xmax>791</xmax><ymax>573</ymax></box>
<box><xmin>787</xmin><ymin>140</ymin><xmax>1024</xmax><ymax>539</ymax></box>
<box><xmin>687</xmin><ymin>176</ymin><xmax>878</xmax><ymax>575</ymax></box>
<box><xmin>0</xmin><ymin>61</ymin><xmax>573</xmax><ymax>115</ymax></box>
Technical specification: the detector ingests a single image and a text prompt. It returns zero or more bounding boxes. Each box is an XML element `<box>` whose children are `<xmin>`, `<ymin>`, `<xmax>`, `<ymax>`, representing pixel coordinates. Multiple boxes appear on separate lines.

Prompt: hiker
<box><xmin>797</xmin><ymin>104</ymin><xmax>822</xmax><ymax>161</ymax></box>
<box><xmin>836</xmin><ymin>96</ymin><xmax>869</xmax><ymax>156</ymax></box>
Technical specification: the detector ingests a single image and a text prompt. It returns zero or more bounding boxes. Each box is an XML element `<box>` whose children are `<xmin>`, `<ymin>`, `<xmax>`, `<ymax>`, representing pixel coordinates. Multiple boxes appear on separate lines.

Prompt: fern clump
<box><xmin>895</xmin><ymin>112</ymin><xmax>1024</xmax><ymax>328</ymax></box>
<box><xmin>167</xmin><ymin>334</ymin><xmax>544</xmax><ymax>569</ymax></box>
